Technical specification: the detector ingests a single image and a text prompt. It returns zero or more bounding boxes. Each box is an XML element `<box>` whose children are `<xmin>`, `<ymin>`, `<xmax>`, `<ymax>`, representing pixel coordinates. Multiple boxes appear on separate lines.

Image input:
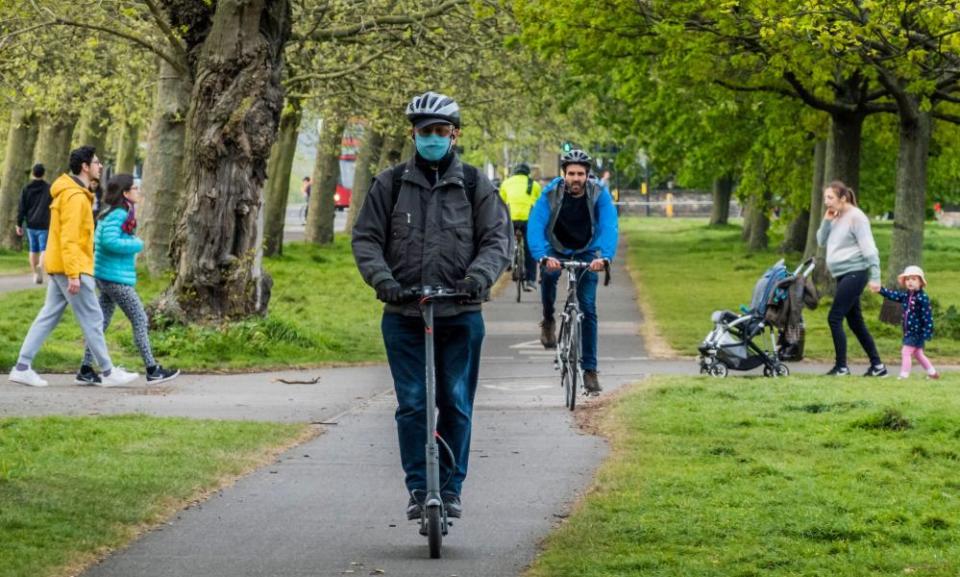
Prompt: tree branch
<box><xmin>782</xmin><ymin>71</ymin><xmax>852</xmax><ymax>115</ymax></box>
<box><xmin>932</xmin><ymin>110</ymin><xmax>960</xmax><ymax>125</ymax></box>
<box><xmin>48</xmin><ymin>18</ymin><xmax>187</xmax><ymax>75</ymax></box>
<box><xmin>294</xmin><ymin>0</ymin><xmax>468</xmax><ymax>42</ymax></box>
<box><xmin>285</xmin><ymin>45</ymin><xmax>395</xmax><ymax>86</ymax></box>
<box><xmin>142</xmin><ymin>0</ymin><xmax>189</xmax><ymax>63</ymax></box>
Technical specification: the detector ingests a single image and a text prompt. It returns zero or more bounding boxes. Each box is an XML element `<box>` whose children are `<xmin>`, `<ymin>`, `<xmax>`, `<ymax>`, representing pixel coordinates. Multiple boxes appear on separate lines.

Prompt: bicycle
<box><xmin>552</xmin><ymin>260</ymin><xmax>610</xmax><ymax>410</ymax></box>
<box><xmin>401</xmin><ymin>285</ymin><xmax>470</xmax><ymax>559</ymax></box>
<box><xmin>511</xmin><ymin>229</ymin><xmax>526</xmax><ymax>303</ymax></box>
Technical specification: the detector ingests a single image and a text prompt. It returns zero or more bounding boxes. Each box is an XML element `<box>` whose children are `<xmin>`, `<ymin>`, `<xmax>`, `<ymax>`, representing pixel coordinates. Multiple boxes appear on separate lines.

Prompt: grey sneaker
<box><xmin>540</xmin><ymin>317</ymin><xmax>557</xmax><ymax>349</ymax></box>
<box><xmin>406</xmin><ymin>490</ymin><xmax>425</xmax><ymax>520</ymax></box>
<box><xmin>864</xmin><ymin>363</ymin><xmax>888</xmax><ymax>377</ymax></box>
<box><xmin>826</xmin><ymin>366</ymin><xmax>850</xmax><ymax>376</ymax></box>
<box><xmin>441</xmin><ymin>492</ymin><xmax>462</xmax><ymax>518</ymax></box>
<box><xmin>583</xmin><ymin>370</ymin><xmax>602</xmax><ymax>394</ymax></box>
<box><xmin>146</xmin><ymin>365</ymin><xmax>181</xmax><ymax>384</ymax></box>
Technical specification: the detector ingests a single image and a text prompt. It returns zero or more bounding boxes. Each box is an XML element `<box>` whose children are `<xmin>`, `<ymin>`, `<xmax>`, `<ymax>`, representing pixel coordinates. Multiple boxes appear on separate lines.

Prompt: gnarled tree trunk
<box><xmin>709</xmin><ymin>174</ymin><xmax>733</xmax><ymax>226</ymax></box>
<box><xmin>34</xmin><ymin>114</ymin><xmax>78</xmax><ymax>179</ymax></box>
<box><xmin>803</xmin><ymin>139</ymin><xmax>826</xmax><ymax>259</ymax></box>
<box><xmin>0</xmin><ymin>109</ymin><xmax>39</xmax><ymax>250</ymax></box>
<box><xmin>139</xmin><ymin>59</ymin><xmax>190</xmax><ymax>276</ymax></box>
<box><xmin>305</xmin><ymin>115</ymin><xmax>344</xmax><ymax>245</ymax></box>
<box><xmin>115</xmin><ymin>121</ymin><xmax>140</xmax><ymax>174</ymax></box>
<box><xmin>346</xmin><ymin>127</ymin><xmax>383</xmax><ymax>234</ymax></box>
<box><xmin>887</xmin><ymin>102</ymin><xmax>931</xmax><ymax>287</ymax></box>
<box><xmin>262</xmin><ymin>101</ymin><xmax>302</xmax><ymax>256</ymax></box>
<box><xmin>162</xmin><ymin>0</ymin><xmax>291</xmax><ymax>322</ymax></box>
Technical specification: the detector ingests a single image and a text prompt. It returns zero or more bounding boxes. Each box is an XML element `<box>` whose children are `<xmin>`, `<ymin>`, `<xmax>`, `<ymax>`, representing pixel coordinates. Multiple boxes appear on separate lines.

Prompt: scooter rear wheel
<box><xmin>427</xmin><ymin>506</ymin><xmax>442</xmax><ymax>558</ymax></box>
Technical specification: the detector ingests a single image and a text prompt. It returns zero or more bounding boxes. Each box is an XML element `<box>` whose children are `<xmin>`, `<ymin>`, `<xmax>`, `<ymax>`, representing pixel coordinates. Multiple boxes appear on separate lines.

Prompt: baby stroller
<box><xmin>698</xmin><ymin>257</ymin><xmax>817</xmax><ymax>378</ymax></box>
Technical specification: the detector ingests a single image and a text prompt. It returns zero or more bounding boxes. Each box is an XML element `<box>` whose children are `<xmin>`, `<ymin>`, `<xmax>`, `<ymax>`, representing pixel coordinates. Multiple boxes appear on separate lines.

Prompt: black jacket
<box><xmin>352</xmin><ymin>154</ymin><xmax>511</xmax><ymax>317</ymax></box>
<box><xmin>18</xmin><ymin>179</ymin><xmax>52</xmax><ymax>229</ymax></box>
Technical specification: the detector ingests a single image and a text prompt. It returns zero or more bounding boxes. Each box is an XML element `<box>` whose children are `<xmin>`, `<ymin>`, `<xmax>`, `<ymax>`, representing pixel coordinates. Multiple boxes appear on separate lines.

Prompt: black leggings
<box><xmin>828</xmin><ymin>270</ymin><xmax>882</xmax><ymax>368</ymax></box>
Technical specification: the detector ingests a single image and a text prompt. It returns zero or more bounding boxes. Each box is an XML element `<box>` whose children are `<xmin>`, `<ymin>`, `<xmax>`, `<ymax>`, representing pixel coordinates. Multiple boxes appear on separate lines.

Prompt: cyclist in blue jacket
<box><xmin>527</xmin><ymin>149</ymin><xmax>618</xmax><ymax>394</ymax></box>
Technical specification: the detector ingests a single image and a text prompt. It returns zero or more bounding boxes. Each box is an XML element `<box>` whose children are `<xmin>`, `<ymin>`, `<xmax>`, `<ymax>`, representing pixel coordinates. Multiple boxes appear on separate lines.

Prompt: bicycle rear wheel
<box><xmin>514</xmin><ymin>240</ymin><xmax>525</xmax><ymax>302</ymax></box>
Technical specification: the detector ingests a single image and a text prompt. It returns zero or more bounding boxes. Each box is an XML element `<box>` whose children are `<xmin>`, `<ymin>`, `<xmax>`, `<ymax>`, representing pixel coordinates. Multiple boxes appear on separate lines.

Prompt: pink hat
<box><xmin>897</xmin><ymin>265</ymin><xmax>927</xmax><ymax>287</ymax></box>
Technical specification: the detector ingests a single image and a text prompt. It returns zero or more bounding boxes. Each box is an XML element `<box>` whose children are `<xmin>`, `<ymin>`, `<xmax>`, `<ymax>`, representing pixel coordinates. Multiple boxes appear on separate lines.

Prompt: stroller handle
<box><xmin>793</xmin><ymin>257</ymin><xmax>816</xmax><ymax>278</ymax></box>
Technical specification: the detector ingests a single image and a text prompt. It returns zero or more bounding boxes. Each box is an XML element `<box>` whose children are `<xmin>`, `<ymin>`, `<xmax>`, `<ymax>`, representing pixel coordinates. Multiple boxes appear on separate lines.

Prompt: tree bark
<box><xmin>139</xmin><ymin>59</ymin><xmax>190</xmax><ymax>276</ymax></box>
<box><xmin>115</xmin><ymin>121</ymin><xmax>140</xmax><ymax>174</ymax></box>
<box><xmin>0</xmin><ymin>109</ymin><xmax>39</xmax><ymax>250</ymax></box>
<box><xmin>823</xmin><ymin>111</ymin><xmax>864</xmax><ymax>192</ymax></box>
<box><xmin>305</xmin><ymin>115</ymin><xmax>344</xmax><ymax>245</ymax></box>
<box><xmin>162</xmin><ymin>0</ymin><xmax>291</xmax><ymax>322</ymax></box>
<box><xmin>709</xmin><ymin>174</ymin><xmax>733</xmax><ymax>226</ymax></box>
<box><xmin>781</xmin><ymin>208</ymin><xmax>809</xmax><ymax>253</ymax></box>
<box><xmin>803</xmin><ymin>139</ymin><xmax>827</xmax><ymax>259</ymax></box>
<box><xmin>745</xmin><ymin>189</ymin><xmax>771</xmax><ymax>251</ymax></box>
<box><xmin>740</xmin><ymin>201</ymin><xmax>752</xmax><ymax>242</ymax></box>
<box><xmin>376</xmin><ymin>130</ymin><xmax>405</xmax><ymax>172</ymax></box>
<box><xmin>74</xmin><ymin>111</ymin><xmax>108</xmax><ymax>157</ymax></box>
<box><xmin>886</xmin><ymin>102</ymin><xmax>931</xmax><ymax>287</ymax></box>
<box><xmin>345</xmin><ymin>127</ymin><xmax>383</xmax><ymax>234</ymax></box>
<box><xmin>262</xmin><ymin>102</ymin><xmax>302</xmax><ymax>256</ymax></box>
<box><xmin>34</xmin><ymin>114</ymin><xmax>78</xmax><ymax>180</ymax></box>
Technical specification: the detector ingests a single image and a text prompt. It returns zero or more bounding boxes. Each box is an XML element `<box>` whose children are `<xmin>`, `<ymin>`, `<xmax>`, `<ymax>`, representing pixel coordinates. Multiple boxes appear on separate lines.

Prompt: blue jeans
<box><xmin>540</xmin><ymin>255</ymin><xmax>599</xmax><ymax>371</ymax></box>
<box><xmin>26</xmin><ymin>228</ymin><xmax>48</xmax><ymax>253</ymax></box>
<box><xmin>382</xmin><ymin>311</ymin><xmax>485</xmax><ymax>496</ymax></box>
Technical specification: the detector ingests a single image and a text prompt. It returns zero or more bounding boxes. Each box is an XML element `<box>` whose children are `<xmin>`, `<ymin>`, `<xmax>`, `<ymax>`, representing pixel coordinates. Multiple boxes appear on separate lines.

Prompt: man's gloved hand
<box><xmin>375</xmin><ymin>279</ymin><xmax>403</xmax><ymax>304</ymax></box>
<box><xmin>455</xmin><ymin>276</ymin><xmax>483</xmax><ymax>299</ymax></box>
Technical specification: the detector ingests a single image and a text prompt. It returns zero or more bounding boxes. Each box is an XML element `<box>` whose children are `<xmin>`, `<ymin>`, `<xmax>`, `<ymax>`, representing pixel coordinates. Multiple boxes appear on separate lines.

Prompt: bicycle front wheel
<box><xmin>566</xmin><ymin>320</ymin><xmax>580</xmax><ymax>410</ymax></box>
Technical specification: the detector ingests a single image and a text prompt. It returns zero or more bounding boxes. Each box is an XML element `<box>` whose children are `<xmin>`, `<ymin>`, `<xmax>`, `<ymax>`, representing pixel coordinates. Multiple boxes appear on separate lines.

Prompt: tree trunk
<box><xmin>262</xmin><ymin>102</ymin><xmax>301</xmax><ymax>256</ymax></box>
<box><xmin>400</xmin><ymin>135</ymin><xmax>414</xmax><ymax>161</ymax></box>
<box><xmin>115</xmin><ymin>121</ymin><xmax>139</xmax><ymax>174</ymax></box>
<box><xmin>377</xmin><ymin>130</ymin><xmax>405</xmax><ymax>172</ymax></box>
<box><xmin>139</xmin><ymin>59</ymin><xmax>190</xmax><ymax>276</ymax></box>
<box><xmin>709</xmin><ymin>174</ymin><xmax>733</xmax><ymax>226</ymax></box>
<box><xmin>34</xmin><ymin>114</ymin><xmax>77</xmax><ymax>179</ymax></box>
<box><xmin>803</xmin><ymin>139</ymin><xmax>827</xmax><ymax>259</ymax></box>
<box><xmin>823</xmin><ymin>111</ymin><xmax>864</xmax><ymax>192</ymax></box>
<box><xmin>305</xmin><ymin>115</ymin><xmax>344</xmax><ymax>245</ymax></box>
<box><xmin>346</xmin><ymin>127</ymin><xmax>383</xmax><ymax>234</ymax></box>
<box><xmin>162</xmin><ymin>0</ymin><xmax>291</xmax><ymax>322</ymax></box>
<box><xmin>745</xmin><ymin>189</ymin><xmax>771</xmax><ymax>251</ymax></box>
<box><xmin>75</xmin><ymin>111</ymin><xmax>108</xmax><ymax>157</ymax></box>
<box><xmin>781</xmin><ymin>208</ymin><xmax>809</xmax><ymax>253</ymax></box>
<box><xmin>740</xmin><ymin>200</ymin><xmax>752</xmax><ymax>241</ymax></box>
<box><xmin>0</xmin><ymin>109</ymin><xmax>39</xmax><ymax>250</ymax></box>
<box><xmin>886</xmin><ymin>103</ymin><xmax>931</xmax><ymax>287</ymax></box>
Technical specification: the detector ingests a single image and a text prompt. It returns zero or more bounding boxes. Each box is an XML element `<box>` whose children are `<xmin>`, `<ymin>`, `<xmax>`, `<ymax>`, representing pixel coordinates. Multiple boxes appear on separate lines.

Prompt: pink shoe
<box><xmin>927</xmin><ymin>372</ymin><xmax>940</xmax><ymax>380</ymax></box>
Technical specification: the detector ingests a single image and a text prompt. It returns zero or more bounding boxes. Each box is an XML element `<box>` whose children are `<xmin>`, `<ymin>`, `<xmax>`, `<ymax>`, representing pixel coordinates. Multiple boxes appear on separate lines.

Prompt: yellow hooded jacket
<box><xmin>45</xmin><ymin>174</ymin><xmax>95</xmax><ymax>279</ymax></box>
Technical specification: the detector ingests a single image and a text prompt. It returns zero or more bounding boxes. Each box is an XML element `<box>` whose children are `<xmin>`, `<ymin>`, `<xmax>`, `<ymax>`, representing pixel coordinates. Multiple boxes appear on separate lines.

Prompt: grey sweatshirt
<box><xmin>816</xmin><ymin>206</ymin><xmax>880</xmax><ymax>282</ymax></box>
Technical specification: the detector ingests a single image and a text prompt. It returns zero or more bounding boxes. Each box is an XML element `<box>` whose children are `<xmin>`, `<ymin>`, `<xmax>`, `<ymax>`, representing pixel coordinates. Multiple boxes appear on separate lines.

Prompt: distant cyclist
<box><xmin>352</xmin><ymin>91</ymin><xmax>511</xmax><ymax>521</ymax></box>
<box><xmin>499</xmin><ymin>162</ymin><xmax>542</xmax><ymax>291</ymax></box>
<box><xmin>527</xmin><ymin>148</ymin><xmax>618</xmax><ymax>394</ymax></box>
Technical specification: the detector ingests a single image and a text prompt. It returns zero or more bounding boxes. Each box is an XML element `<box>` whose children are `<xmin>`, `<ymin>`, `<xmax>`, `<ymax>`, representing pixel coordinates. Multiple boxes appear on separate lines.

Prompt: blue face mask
<box><xmin>415</xmin><ymin>134</ymin><xmax>452</xmax><ymax>162</ymax></box>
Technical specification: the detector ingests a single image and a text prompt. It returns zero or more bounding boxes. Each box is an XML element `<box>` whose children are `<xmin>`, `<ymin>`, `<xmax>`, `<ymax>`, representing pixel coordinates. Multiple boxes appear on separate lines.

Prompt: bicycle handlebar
<box><xmin>543</xmin><ymin>258</ymin><xmax>612</xmax><ymax>286</ymax></box>
<box><xmin>397</xmin><ymin>286</ymin><xmax>473</xmax><ymax>304</ymax></box>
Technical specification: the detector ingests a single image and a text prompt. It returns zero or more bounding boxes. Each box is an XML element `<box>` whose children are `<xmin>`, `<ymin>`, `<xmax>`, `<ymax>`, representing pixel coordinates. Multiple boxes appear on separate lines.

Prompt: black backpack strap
<box><xmin>390</xmin><ymin>161</ymin><xmax>480</xmax><ymax>215</ymax></box>
<box><xmin>526</xmin><ymin>174</ymin><xmax>533</xmax><ymax>195</ymax></box>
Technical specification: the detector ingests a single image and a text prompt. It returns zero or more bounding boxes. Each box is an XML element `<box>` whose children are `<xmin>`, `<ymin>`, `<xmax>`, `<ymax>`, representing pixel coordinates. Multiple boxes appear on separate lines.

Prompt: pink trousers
<box><xmin>901</xmin><ymin>345</ymin><xmax>935</xmax><ymax>377</ymax></box>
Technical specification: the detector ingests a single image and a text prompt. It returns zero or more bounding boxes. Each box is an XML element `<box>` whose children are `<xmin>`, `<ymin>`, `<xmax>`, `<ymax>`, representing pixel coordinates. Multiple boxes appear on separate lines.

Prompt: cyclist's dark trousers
<box><xmin>382</xmin><ymin>311</ymin><xmax>484</xmax><ymax>496</ymax></box>
<box><xmin>512</xmin><ymin>220</ymin><xmax>537</xmax><ymax>283</ymax></box>
<box><xmin>828</xmin><ymin>269</ymin><xmax>882</xmax><ymax>368</ymax></box>
<box><xmin>540</xmin><ymin>257</ymin><xmax>599</xmax><ymax>371</ymax></box>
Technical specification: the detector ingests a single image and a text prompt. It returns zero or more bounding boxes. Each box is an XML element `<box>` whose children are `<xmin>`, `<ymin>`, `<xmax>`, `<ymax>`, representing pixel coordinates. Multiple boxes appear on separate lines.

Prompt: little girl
<box><xmin>75</xmin><ymin>174</ymin><xmax>180</xmax><ymax>385</ymax></box>
<box><xmin>873</xmin><ymin>266</ymin><xmax>939</xmax><ymax>380</ymax></box>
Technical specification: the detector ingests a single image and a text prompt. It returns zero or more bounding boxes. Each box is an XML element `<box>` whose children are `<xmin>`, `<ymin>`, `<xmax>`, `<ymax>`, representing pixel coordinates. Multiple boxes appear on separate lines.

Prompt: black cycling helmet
<box><xmin>560</xmin><ymin>148</ymin><xmax>592</xmax><ymax>169</ymax></box>
<box><xmin>405</xmin><ymin>91</ymin><xmax>461</xmax><ymax>129</ymax></box>
<box><xmin>513</xmin><ymin>162</ymin><xmax>531</xmax><ymax>175</ymax></box>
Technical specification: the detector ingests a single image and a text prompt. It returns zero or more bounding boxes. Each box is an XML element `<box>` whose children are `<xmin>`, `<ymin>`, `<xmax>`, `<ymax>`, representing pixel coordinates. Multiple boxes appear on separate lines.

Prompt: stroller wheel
<box><xmin>709</xmin><ymin>363</ymin><xmax>728</xmax><ymax>378</ymax></box>
<box><xmin>764</xmin><ymin>364</ymin><xmax>790</xmax><ymax>378</ymax></box>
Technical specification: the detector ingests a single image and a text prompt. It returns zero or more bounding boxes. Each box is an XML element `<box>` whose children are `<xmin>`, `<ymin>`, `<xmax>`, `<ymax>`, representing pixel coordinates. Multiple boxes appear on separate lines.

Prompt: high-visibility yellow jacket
<box><xmin>45</xmin><ymin>174</ymin><xmax>95</xmax><ymax>279</ymax></box>
<box><xmin>499</xmin><ymin>174</ymin><xmax>541</xmax><ymax>221</ymax></box>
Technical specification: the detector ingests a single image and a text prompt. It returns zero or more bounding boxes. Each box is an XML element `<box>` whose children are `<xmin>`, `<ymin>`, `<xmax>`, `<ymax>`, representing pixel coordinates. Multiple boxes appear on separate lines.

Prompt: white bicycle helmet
<box><xmin>406</xmin><ymin>91</ymin><xmax>461</xmax><ymax>129</ymax></box>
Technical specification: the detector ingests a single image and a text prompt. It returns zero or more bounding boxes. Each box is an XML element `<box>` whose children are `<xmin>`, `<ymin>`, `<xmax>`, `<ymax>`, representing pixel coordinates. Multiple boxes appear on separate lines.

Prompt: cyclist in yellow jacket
<box><xmin>499</xmin><ymin>163</ymin><xmax>542</xmax><ymax>291</ymax></box>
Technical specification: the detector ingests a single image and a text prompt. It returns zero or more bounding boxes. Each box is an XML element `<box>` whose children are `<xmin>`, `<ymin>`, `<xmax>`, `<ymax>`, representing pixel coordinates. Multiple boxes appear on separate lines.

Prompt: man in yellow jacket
<box><xmin>499</xmin><ymin>163</ymin><xmax>542</xmax><ymax>291</ymax></box>
<box><xmin>9</xmin><ymin>146</ymin><xmax>138</xmax><ymax>388</ymax></box>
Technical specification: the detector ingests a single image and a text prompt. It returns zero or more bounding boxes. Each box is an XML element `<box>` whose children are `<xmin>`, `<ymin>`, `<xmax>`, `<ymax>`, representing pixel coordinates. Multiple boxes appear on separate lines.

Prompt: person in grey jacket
<box><xmin>817</xmin><ymin>180</ymin><xmax>887</xmax><ymax>377</ymax></box>
<box><xmin>352</xmin><ymin>91</ymin><xmax>511</xmax><ymax>522</ymax></box>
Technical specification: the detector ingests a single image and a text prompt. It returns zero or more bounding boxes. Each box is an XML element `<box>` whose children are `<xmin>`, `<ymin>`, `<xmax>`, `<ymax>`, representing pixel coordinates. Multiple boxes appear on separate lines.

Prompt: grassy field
<box><xmin>622</xmin><ymin>218</ymin><xmax>960</xmax><ymax>363</ymax></box>
<box><xmin>0</xmin><ymin>249</ymin><xmax>30</xmax><ymax>275</ymax></box>
<box><xmin>528</xmin><ymin>374</ymin><xmax>960</xmax><ymax>577</ymax></box>
<box><xmin>0</xmin><ymin>236</ymin><xmax>385</xmax><ymax>372</ymax></box>
<box><xmin>0</xmin><ymin>415</ymin><xmax>308</xmax><ymax>577</ymax></box>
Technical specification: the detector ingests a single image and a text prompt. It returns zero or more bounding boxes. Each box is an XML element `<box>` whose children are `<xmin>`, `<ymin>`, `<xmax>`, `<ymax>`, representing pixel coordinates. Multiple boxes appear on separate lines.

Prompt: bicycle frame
<box><xmin>551</xmin><ymin>261</ymin><xmax>592</xmax><ymax>409</ymax></box>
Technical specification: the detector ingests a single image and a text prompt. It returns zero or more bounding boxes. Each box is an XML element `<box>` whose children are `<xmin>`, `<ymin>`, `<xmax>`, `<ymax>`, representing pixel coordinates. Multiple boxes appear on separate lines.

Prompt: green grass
<box><xmin>623</xmin><ymin>217</ymin><xmax>960</xmax><ymax>362</ymax></box>
<box><xmin>0</xmin><ymin>236</ymin><xmax>385</xmax><ymax>372</ymax></box>
<box><xmin>0</xmin><ymin>415</ymin><xmax>307</xmax><ymax>577</ymax></box>
<box><xmin>529</xmin><ymin>374</ymin><xmax>960</xmax><ymax>577</ymax></box>
<box><xmin>0</xmin><ymin>249</ymin><xmax>31</xmax><ymax>275</ymax></box>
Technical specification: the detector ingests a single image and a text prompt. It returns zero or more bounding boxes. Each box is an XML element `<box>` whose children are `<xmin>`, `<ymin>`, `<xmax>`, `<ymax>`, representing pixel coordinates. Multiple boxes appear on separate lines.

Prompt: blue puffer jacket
<box><xmin>94</xmin><ymin>207</ymin><xmax>143</xmax><ymax>286</ymax></box>
<box><xmin>527</xmin><ymin>177</ymin><xmax>618</xmax><ymax>262</ymax></box>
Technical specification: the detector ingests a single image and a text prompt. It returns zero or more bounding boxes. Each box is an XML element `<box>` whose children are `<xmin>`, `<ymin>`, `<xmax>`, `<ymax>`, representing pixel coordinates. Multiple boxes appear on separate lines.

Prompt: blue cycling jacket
<box><xmin>527</xmin><ymin>177</ymin><xmax>618</xmax><ymax>262</ymax></box>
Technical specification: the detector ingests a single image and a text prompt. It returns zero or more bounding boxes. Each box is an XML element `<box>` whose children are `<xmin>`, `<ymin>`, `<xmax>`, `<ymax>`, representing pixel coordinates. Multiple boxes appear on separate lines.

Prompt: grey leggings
<box><xmin>82</xmin><ymin>280</ymin><xmax>156</xmax><ymax>369</ymax></box>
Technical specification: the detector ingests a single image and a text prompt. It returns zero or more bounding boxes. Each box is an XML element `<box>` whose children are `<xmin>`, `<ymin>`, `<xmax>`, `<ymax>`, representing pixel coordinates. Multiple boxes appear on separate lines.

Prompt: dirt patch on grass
<box><xmin>623</xmin><ymin>260</ymin><xmax>680</xmax><ymax>359</ymax></box>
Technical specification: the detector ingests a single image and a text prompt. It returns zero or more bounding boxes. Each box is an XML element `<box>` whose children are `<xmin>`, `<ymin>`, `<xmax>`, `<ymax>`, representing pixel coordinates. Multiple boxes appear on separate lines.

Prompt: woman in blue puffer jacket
<box><xmin>75</xmin><ymin>174</ymin><xmax>179</xmax><ymax>385</ymax></box>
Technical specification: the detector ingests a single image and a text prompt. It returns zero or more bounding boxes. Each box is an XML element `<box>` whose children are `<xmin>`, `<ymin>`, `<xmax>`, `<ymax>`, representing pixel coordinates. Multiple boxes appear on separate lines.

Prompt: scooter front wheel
<box><xmin>427</xmin><ymin>506</ymin><xmax>443</xmax><ymax>558</ymax></box>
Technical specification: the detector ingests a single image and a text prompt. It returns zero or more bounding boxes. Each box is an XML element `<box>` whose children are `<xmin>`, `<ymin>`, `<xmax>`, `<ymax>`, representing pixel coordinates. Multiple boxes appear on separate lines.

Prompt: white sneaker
<box><xmin>33</xmin><ymin>271</ymin><xmax>42</xmax><ymax>284</ymax></box>
<box><xmin>99</xmin><ymin>367</ymin><xmax>139</xmax><ymax>387</ymax></box>
<box><xmin>9</xmin><ymin>367</ymin><xmax>49</xmax><ymax>387</ymax></box>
